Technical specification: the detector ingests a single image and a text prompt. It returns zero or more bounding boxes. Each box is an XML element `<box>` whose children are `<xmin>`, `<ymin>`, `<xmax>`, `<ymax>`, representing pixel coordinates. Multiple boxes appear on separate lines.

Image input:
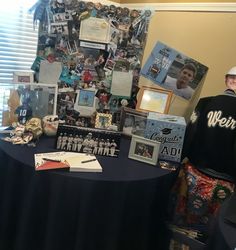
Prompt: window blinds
<box><xmin>0</xmin><ymin>3</ymin><xmax>38</xmax><ymax>83</ymax></box>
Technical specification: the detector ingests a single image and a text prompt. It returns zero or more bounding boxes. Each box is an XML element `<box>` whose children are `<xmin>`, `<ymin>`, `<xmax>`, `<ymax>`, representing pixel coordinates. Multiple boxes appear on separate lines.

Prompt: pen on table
<box><xmin>42</xmin><ymin>158</ymin><xmax>61</xmax><ymax>162</ymax></box>
<box><xmin>81</xmin><ymin>159</ymin><xmax>97</xmax><ymax>164</ymax></box>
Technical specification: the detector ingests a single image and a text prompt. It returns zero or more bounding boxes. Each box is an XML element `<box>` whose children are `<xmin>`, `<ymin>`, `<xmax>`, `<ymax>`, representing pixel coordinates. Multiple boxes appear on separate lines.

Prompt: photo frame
<box><xmin>55</xmin><ymin>125</ymin><xmax>121</xmax><ymax>157</ymax></box>
<box><xmin>74</xmin><ymin>88</ymin><xmax>97</xmax><ymax>116</ymax></box>
<box><xmin>120</xmin><ymin>107</ymin><xmax>148</xmax><ymax>136</ymax></box>
<box><xmin>136</xmin><ymin>86</ymin><xmax>172</xmax><ymax>114</ymax></box>
<box><xmin>13</xmin><ymin>71</ymin><xmax>34</xmax><ymax>83</ymax></box>
<box><xmin>95</xmin><ymin>112</ymin><xmax>112</xmax><ymax>129</ymax></box>
<box><xmin>128</xmin><ymin>135</ymin><xmax>161</xmax><ymax>166</ymax></box>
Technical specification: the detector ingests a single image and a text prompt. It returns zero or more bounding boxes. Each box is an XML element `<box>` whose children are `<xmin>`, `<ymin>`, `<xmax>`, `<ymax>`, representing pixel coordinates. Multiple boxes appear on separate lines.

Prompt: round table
<box><xmin>0</xmin><ymin>135</ymin><xmax>177</xmax><ymax>250</ymax></box>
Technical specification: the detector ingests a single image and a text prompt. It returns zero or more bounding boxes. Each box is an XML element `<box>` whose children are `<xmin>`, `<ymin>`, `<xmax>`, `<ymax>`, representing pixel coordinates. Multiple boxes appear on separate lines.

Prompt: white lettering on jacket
<box><xmin>207</xmin><ymin>111</ymin><xmax>236</xmax><ymax>130</ymax></box>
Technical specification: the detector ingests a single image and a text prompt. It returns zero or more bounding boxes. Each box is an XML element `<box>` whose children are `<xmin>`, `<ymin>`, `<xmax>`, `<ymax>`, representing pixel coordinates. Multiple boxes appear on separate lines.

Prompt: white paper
<box><xmin>34</xmin><ymin>151</ymin><xmax>102</xmax><ymax>172</ymax></box>
<box><xmin>39</xmin><ymin>61</ymin><xmax>62</xmax><ymax>85</ymax></box>
<box><xmin>79</xmin><ymin>17</ymin><xmax>110</xmax><ymax>44</ymax></box>
<box><xmin>67</xmin><ymin>154</ymin><xmax>102</xmax><ymax>172</ymax></box>
<box><xmin>110</xmin><ymin>70</ymin><xmax>133</xmax><ymax>97</ymax></box>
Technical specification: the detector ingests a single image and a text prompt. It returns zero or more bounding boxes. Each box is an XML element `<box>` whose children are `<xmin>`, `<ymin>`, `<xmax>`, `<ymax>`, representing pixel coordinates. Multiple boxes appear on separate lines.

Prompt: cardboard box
<box><xmin>144</xmin><ymin>112</ymin><xmax>186</xmax><ymax>162</ymax></box>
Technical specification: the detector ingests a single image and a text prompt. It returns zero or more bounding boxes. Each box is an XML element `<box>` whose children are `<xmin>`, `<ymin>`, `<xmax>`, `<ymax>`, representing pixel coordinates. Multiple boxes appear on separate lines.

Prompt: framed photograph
<box><xmin>78</xmin><ymin>89</ymin><xmax>95</xmax><ymax>107</ymax></box>
<box><xmin>55</xmin><ymin>125</ymin><xmax>121</xmax><ymax>157</ymax></box>
<box><xmin>75</xmin><ymin>116</ymin><xmax>93</xmax><ymax>128</ymax></box>
<box><xmin>136</xmin><ymin>86</ymin><xmax>172</xmax><ymax>114</ymax></box>
<box><xmin>13</xmin><ymin>71</ymin><xmax>34</xmax><ymax>83</ymax></box>
<box><xmin>120</xmin><ymin>107</ymin><xmax>148</xmax><ymax>136</ymax></box>
<box><xmin>74</xmin><ymin>88</ymin><xmax>97</xmax><ymax>116</ymax></box>
<box><xmin>128</xmin><ymin>135</ymin><xmax>161</xmax><ymax>166</ymax></box>
<box><xmin>95</xmin><ymin>112</ymin><xmax>112</xmax><ymax>129</ymax></box>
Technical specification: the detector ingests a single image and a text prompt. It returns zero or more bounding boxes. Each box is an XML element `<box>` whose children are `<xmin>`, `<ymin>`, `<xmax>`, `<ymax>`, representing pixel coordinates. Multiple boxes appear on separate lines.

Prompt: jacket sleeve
<box><xmin>181</xmin><ymin>98</ymin><xmax>209</xmax><ymax>161</ymax></box>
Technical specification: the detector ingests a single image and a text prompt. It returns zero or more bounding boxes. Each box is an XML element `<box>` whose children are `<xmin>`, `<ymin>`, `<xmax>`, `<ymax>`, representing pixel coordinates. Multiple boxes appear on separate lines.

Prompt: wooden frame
<box><xmin>120</xmin><ymin>107</ymin><xmax>148</xmax><ymax>136</ymax></box>
<box><xmin>128</xmin><ymin>135</ymin><xmax>160</xmax><ymax>166</ymax></box>
<box><xmin>95</xmin><ymin>112</ymin><xmax>112</xmax><ymax>129</ymax></box>
<box><xmin>13</xmin><ymin>71</ymin><xmax>34</xmax><ymax>83</ymax></box>
<box><xmin>136</xmin><ymin>86</ymin><xmax>172</xmax><ymax>114</ymax></box>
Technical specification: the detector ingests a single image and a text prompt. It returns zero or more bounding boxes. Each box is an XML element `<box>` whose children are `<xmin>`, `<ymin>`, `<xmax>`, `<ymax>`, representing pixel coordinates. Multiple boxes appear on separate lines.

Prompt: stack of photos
<box><xmin>55</xmin><ymin>125</ymin><xmax>121</xmax><ymax>157</ymax></box>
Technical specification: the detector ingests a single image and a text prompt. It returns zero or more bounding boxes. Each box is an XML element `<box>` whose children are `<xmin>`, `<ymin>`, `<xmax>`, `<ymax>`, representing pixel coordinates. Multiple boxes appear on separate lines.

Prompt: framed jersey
<box><xmin>0</xmin><ymin>82</ymin><xmax>58</xmax><ymax>128</ymax></box>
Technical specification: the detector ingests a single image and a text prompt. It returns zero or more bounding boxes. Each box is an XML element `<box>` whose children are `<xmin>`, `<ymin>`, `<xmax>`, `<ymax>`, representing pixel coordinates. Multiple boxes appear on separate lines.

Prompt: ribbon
<box><xmin>29</xmin><ymin>0</ymin><xmax>50</xmax><ymax>26</ymax></box>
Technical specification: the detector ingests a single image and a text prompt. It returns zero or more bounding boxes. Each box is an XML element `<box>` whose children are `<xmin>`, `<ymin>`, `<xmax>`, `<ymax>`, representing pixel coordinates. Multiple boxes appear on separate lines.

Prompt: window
<box><xmin>0</xmin><ymin>0</ymin><xmax>38</xmax><ymax>126</ymax></box>
<box><xmin>0</xmin><ymin>0</ymin><xmax>38</xmax><ymax>83</ymax></box>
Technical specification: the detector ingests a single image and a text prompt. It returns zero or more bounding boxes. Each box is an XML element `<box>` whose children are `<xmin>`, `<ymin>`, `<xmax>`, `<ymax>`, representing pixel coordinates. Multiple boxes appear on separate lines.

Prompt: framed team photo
<box><xmin>55</xmin><ymin>125</ymin><xmax>121</xmax><ymax>157</ymax></box>
<box><xmin>128</xmin><ymin>135</ymin><xmax>161</xmax><ymax>166</ymax></box>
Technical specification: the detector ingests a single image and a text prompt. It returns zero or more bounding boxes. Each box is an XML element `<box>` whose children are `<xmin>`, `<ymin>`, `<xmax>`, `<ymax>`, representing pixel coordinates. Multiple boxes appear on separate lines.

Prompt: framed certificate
<box><xmin>136</xmin><ymin>86</ymin><xmax>173</xmax><ymax>114</ymax></box>
<box><xmin>79</xmin><ymin>17</ymin><xmax>110</xmax><ymax>44</ymax></box>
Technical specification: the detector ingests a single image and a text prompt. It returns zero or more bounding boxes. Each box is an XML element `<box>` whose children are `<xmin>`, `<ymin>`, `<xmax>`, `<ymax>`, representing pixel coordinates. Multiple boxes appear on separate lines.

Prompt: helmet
<box><xmin>226</xmin><ymin>66</ymin><xmax>236</xmax><ymax>76</ymax></box>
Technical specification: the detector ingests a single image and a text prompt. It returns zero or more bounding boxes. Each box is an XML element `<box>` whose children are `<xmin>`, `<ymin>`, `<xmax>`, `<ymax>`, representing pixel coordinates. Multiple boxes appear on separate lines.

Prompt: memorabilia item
<box><xmin>95</xmin><ymin>112</ymin><xmax>112</xmax><ymax>129</ymax></box>
<box><xmin>13</xmin><ymin>71</ymin><xmax>34</xmax><ymax>83</ymax></box>
<box><xmin>141</xmin><ymin>41</ymin><xmax>208</xmax><ymax>100</ymax></box>
<box><xmin>128</xmin><ymin>135</ymin><xmax>161</xmax><ymax>166</ymax></box>
<box><xmin>144</xmin><ymin>112</ymin><xmax>186</xmax><ymax>162</ymax></box>
<box><xmin>74</xmin><ymin>88</ymin><xmax>97</xmax><ymax>116</ymax></box>
<box><xmin>2</xmin><ymin>117</ymin><xmax>43</xmax><ymax>145</ymax></box>
<box><xmin>2</xmin><ymin>124</ymin><xmax>33</xmax><ymax>145</ymax></box>
<box><xmin>136</xmin><ymin>86</ymin><xmax>172</xmax><ymax>114</ymax></box>
<box><xmin>42</xmin><ymin>115</ymin><xmax>59</xmax><ymax>136</ymax></box>
<box><xmin>25</xmin><ymin>117</ymin><xmax>43</xmax><ymax>140</ymax></box>
<box><xmin>120</xmin><ymin>107</ymin><xmax>148</xmax><ymax>136</ymax></box>
<box><xmin>55</xmin><ymin>125</ymin><xmax>121</xmax><ymax>157</ymax></box>
<box><xmin>0</xmin><ymin>83</ymin><xmax>58</xmax><ymax>129</ymax></box>
<box><xmin>79</xmin><ymin>17</ymin><xmax>110</xmax><ymax>44</ymax></box>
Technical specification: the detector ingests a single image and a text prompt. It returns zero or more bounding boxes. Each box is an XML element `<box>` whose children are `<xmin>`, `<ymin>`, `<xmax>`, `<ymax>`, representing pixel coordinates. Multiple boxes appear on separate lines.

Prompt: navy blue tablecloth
<box><xmin>0</xmin><ymin>135</ymin><xmax>177</xmax><ymax>250</ymax></box>
<box><xmin>206</xmin><ymin>196</ymin><xmax>236</xmax><ymax>250</ymax></box>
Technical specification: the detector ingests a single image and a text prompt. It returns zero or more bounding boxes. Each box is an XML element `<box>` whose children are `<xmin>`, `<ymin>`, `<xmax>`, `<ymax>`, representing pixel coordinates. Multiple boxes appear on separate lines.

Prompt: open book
<box><xmin>34</xmin><ymin>151</ymin><xmax>102</xmax><ymax>172</ymax></box>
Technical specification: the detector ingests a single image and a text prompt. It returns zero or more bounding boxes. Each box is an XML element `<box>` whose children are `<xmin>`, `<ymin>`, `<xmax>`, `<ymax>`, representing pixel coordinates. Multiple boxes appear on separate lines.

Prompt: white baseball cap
<box><xmin>226</xmin><ymin>66</ymin><xmax>236</xmax><ymax>76</ymax></box>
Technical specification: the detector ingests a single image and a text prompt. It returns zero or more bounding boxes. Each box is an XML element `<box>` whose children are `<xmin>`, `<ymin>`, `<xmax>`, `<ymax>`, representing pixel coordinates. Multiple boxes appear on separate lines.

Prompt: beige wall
<box><xmin>138</xmin><ymin>11</ymin><xmax>236</xmax><ymax>120</ymax></box>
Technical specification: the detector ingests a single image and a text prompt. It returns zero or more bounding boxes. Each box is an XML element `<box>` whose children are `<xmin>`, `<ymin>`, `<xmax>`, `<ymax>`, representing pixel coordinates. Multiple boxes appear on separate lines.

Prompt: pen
<box><xmin>42</xmin><ymin>158</ymin><xmax>61</xmax><ymax>162</ymax></box>
<box><xmin>81</xmin><ymin>159</ymin><xmax>97</xmax><ymax>164</ymax></box>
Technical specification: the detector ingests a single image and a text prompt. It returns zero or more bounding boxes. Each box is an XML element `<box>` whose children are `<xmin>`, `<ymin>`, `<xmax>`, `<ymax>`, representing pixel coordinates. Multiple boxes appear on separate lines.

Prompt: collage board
<box><xmin>32</xmin><ymin>0</ymin><xmax>153</xmax><ymax>130</ymax></box>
